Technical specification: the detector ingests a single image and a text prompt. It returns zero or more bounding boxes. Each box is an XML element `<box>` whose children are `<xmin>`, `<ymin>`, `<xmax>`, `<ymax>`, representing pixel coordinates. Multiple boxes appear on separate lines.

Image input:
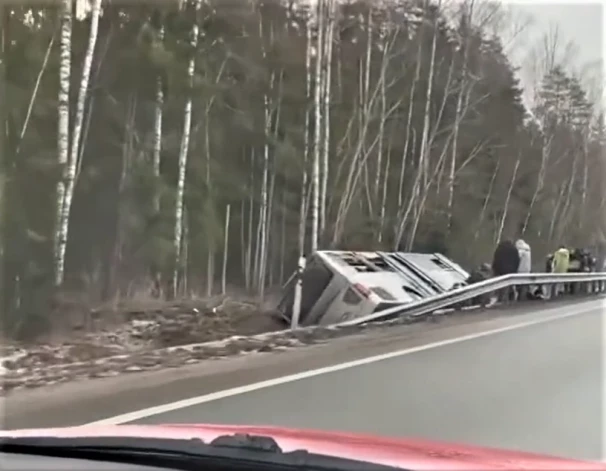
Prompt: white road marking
<box><xmin>87</xmin><ymin>300</ymin><xmax>605</xmax><ymax>425</ymax></box>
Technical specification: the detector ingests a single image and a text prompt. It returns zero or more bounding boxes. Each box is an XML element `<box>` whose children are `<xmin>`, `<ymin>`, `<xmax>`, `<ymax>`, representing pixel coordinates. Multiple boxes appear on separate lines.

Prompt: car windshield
<box><xmin>2</xmin><ymin>0</ymin><xmax>605</xmax><ymax>469</ymax></box>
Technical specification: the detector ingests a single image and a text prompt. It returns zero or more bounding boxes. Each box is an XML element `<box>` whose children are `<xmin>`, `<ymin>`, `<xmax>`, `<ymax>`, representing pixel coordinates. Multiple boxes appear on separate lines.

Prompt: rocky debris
<box><xmin>0</xmin><ymin>311</ymin><xmax>426</xmax><ymax>394</ymax></box>
<box><xmin>2</xmin><ymin>298</ymin><xmax>283</xmax><ymax>371</ymax></box>
<box><xmin>117</xmin><ymin>298</ymin><xmax>284</xmax><ymax>348</ymax></box>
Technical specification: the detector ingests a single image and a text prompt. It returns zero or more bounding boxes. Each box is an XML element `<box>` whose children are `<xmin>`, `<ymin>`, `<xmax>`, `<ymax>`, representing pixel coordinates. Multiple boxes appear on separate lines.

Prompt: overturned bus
<box><xmin>276</xmin><ymin>251</ymin><xmax>470</xmax><ymax>326</ymax></box>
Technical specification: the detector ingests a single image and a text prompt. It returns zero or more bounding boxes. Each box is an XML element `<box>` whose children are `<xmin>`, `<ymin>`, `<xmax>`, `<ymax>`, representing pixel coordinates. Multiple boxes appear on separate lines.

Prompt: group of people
<box><xmin>466</xmin><ymin>235</ymin><xmax>598</xmax><ymax>303</ymax></box>
<box><xmin>545</xmin><ymin>246</ymin><xmax>596</xmax><ymax>274</ymax></box>
<box><xmin>544</xmin><ymin>246</ymin><xmax>598</xmax><ymax>295</ymax></box>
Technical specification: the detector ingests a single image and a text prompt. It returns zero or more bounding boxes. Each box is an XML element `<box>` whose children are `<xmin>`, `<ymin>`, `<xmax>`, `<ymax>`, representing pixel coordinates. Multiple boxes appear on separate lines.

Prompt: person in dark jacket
<box><xmin>589</xmin><ymin>255</ymin><xmax>597</xmax><ymax>272</ymax></box>
<box><xmin>568</xmin><ymin>248</ymin><xmax>592</xmax><ymax>293</ymax></box>
<box><xmin>568</xmin><ymin>248</ymin><xmax>584</xmax><ymax>272</ymax></box>
<box><xmin>492</xmin><ymin>240</ymin><xmax>521</xmax><ymax>275</ymax></box>
<box><xmin>545</xmin><ymin>253</ymin><xmax>554</xmax><ymax>272</ymax></box>
<box><xmin>576</xmin><ymin>248</ymin><xmax>595</xmax><ymax>292</ymax></box>
<box><xmin>492</xmin><ymin>240</ymin><xmax>521</xmax><ymax>302</ymax></box>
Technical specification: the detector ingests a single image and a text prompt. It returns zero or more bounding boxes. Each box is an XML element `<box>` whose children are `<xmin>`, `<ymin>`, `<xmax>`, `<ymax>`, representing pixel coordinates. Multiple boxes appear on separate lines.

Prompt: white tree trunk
<box><xmin>58</xmin><ymin>0</ymin><xmax>103</xmax><ymax>285</ymax></box>
<box><xmin>244</xmin><ymin>149</ymin><xmax>255</xmax><ymax>290</ymax></box>
<box><xmin>446</xmin><ymin>2</ymin><xmax>473</xmax><ymax>234</ymax></box>
<box><xmin>221</xmin><ymin>204</ymin><xmax>231</xmax><ymax>295</ymax></box>
<box><xmin>319</xmin><ymin>0</ymin><xmax>334</xmax><ymax>236</ymax></box>
<box><xmin>298</xmin><ymin>19</ymin><xmax>313</xmax><ymax>257</ymax></box>
<box><xmin>152</xmin><ymin>23</ymin><xmax>164</xmax><ymax>214</ymax></box>
<box><xmin>172</xmin><ymin>3</ymin><xmax>199</xmax><ymax>297</ymax></box>
<box><xmin>310</xmin><ymin>0</ymin><xmax>325</xmax><ymax>252</ymax></box>
<box><xmin>54</xmin><ymin>0</ymin><xmax>72</xmax><ymax>286</ymax></box>
<box><xmin>373</xmin><ymin>38</ymin><xmax>387</xmax><ymax>207</ymax></box>
<box><xmin>473</xmin><ymin>160</ymin><xmax>500</xmax><ymax>242</ymax></box>
<box><xmin>417</xmin><ymin>8</ymin><xmax>439</xmax><ymax>192</ymax></box>
<box><xmin>579</xmin><ymin>132</ymin><xmax>589</xmax><ymax>232</ymax></box>
<box><xmin>201</xmin><ymin>58</ymin><xmax>227</xmax><ymax>297</ymax></box>
<box><xmin>374</xmin><ymin>34</ymin><xmax>389</xmax><ymax>242</ymax></box>
<box><xmin>378</xmin><ymin>138</ymin><xmax>392</xmax><ymax>244</ymax></box>
<box><xmin>555</xmin><ymin>150</ymin><xmax>578</xmax><ymax>241</ymax></box>
<box><xmin>16</xmin><ymin>33</ymin><xmax>56</xmax><ymax>156</ymax></box>
<box><xmin>394</xmin><ymin>28</ymin><xmax>424</xmax><ymax>248</ymax></box>
<box><xmin>256</xmin><ymin>88</ymin><xmax>271</xmax><ymax>293</ymax></box>
<box><xmin>496</xmin><ymin>152</ymin><xmax>521</xmax><ymax>243</ymax></box>
<box><xmin>522</xmin><ymin>135</ymin><xmax>552</xmax><ymax>233</ymax></box>
<box><xmin>204</xmin><ymin>108</ymin><xmax>214</xmax><ymax>297</ymax></box>
<box><xmin>404</xmin><ymin>9</ymin><xmax>440</xmax><ymax>250</ymax></box>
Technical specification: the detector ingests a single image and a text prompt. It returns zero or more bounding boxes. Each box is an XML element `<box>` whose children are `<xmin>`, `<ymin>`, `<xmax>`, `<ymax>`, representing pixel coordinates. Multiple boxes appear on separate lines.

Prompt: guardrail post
<box><xmin>499</xmin><ymin>285</ymin><xmax>515</xmax><ymax>304</ymax></box>
<box><xmin>517</xmin><ymin>284</ymin><xmax>524</xmax><ymax>301</ymax></box>
<box><xmin>545</xmin><ymin>283</ymin><xmax>553</xmax><ymax>299</ymax></box>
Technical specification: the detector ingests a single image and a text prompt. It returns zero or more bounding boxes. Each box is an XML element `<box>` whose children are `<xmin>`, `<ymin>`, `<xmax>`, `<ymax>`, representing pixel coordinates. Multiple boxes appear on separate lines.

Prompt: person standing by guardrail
<box><xmin>515</xmin><ymin>238</ymin><xmax>531</xmax><ymax>300</ymax></box>
<box><xmin>545</xmin><ymin>253</ymin><xmax>554</xmax><ymax>272</ymax></box>
<box><xmin>492</xmin><ymin>240</ymin><xmax>520</xmax><ymax>303</ymax></box>
<box><xmin>542</xmin><ymin>252</ymin><xmax>554</xmax><ymax>298</ymax></box>
<box><xmin>580</xmin><ymin>249</ymin><xmax>597</xmax><ymax>293</ymax></box>
<box><xmin>552</xmin><ymin>246</ymin><xmax>570</xmax><ymax>296</ymax></box>
<box><xmin>569</xmin><ymin>248</ymin><xmax>595</xmax><ymax>293</ymax></box>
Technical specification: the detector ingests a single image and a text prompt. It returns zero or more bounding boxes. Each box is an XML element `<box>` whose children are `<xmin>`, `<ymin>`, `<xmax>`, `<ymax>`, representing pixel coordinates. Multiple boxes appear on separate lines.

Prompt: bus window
<box><xmin>342</xmin><ymin>287</ymin><xmax>363</xmax><ymax>305</ymax></box>
<box><xmin>370</xmin><ymin>286</ymin><xmax>396</xmax><ymax>300</ymax></box>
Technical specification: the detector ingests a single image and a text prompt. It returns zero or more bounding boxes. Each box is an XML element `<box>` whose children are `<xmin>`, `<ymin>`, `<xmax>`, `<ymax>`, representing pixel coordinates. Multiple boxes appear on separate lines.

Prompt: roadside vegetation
<box><xmin>1</xmin><ymin>0</ymin><xmax>604</xmax><ymax>342</ymax></box>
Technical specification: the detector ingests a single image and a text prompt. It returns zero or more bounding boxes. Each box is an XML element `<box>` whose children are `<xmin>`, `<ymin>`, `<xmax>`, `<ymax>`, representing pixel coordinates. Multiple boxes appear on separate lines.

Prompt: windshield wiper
<box><xmin>0</xmin><ymin>433</ymin><xmax>409</xmax><ymax>471</ymax></box>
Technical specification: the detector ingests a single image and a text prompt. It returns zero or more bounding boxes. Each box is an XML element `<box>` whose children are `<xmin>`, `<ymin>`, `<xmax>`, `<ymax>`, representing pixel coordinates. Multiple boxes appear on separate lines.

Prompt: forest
<box><xmin>1</xmin><ymin>0</ymin><xmax>604</xmax><ymax>338</ymax></box>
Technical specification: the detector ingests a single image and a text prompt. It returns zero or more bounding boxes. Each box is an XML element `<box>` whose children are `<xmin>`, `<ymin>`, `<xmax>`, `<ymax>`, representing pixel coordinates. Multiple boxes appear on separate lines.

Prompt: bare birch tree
<box><xmin>446</xmin><ymin>0</ymin><xmax>473</xmax><ymax>235</ymax></box>
<box><xmin>172</xmin><ymin>0</ymin><xmax>200</xmax><ymax>297</ymax></box>
<box><xmin>152</xmin><ymin>17</ymin><xmax>164</xmax><ymax>215</ymax></box>
<box><xmin>319</xmin><ymin>0</ymin><xmax>335</xmax><ymax>237</ymax></box>
<box><xmin>298</xmin><ymin>12</ymin><xmax>314</xmax><ymax>257</ymax></box>
<box><xmin>53</xmin><ymin>0</ymin><xmax>73</xmax><ymax>286</ymax></box>
<box><xmin>310</xmin><ymin>0</ymin><xmax>327</xmax><ymax>252</ymax></box>
<box><xmin>56</xmin><ymin>0</ymin><xmax>103</xmax><ymax>285</ymax></box>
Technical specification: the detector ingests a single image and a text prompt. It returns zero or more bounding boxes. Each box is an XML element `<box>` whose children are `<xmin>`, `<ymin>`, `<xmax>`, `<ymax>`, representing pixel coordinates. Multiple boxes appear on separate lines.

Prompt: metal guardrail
<box><xmin>334</xmin><ymin>272</ymin><xmax>606</xmax><ymax>327</ymax></box>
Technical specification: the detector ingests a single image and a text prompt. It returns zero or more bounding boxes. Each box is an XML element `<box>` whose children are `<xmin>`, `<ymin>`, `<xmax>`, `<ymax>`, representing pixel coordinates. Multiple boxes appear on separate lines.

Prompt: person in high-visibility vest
<box><xmin>552</xmin><ymin>246</ymin><xmax>570</xmax><ymax>296</ymax></box>
<box><xmin>552</xmin><ymin>246</ymin><xmax>570</xmax><ymax>272</ymax></box>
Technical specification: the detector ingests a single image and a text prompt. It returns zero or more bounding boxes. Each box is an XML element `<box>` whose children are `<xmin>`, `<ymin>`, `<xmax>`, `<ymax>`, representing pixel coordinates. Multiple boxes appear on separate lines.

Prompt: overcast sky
<box><xmin>503</xmin><ymin>1</ymin><xmax>603</xmax><ymax>104</ymax></box>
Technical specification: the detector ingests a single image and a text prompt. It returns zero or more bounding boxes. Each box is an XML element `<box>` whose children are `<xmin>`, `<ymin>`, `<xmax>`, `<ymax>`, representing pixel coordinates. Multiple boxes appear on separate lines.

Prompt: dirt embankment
<box><xmin>1</xmin><ymin>297</ymin><xmax>290</xmax><ymax>394</ymax></box>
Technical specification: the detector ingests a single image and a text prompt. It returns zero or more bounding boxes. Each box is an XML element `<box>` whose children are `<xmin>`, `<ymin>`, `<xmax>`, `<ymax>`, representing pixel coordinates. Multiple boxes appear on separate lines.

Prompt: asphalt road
<box><xmin>130</xmin><ymin>301</ymin><xmax>605</xmax><ymax>462</ymax></box>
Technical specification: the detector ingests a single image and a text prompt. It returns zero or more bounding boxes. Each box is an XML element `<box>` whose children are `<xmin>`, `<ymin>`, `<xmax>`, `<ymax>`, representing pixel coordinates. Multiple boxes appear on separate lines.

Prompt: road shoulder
<box><xmin>3</xmin><ymin>298</ymin><xmax>602</xmax><ymax>428</ymax></box>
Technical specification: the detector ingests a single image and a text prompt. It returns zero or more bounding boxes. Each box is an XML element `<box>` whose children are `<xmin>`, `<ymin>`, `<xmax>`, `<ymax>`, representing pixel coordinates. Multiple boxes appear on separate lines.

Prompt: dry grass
<box><xmin>9</xmin><ymin>278</ymin><xmax>284</xmax><ymax>346</ymax></box>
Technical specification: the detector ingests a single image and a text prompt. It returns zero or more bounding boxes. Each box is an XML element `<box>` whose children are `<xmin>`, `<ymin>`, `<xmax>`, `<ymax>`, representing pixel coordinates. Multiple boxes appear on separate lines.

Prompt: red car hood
<box><xmin>1</xmin><ymin>423</ymin><xmax>604</xmax><ymax>471</ymax></box>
